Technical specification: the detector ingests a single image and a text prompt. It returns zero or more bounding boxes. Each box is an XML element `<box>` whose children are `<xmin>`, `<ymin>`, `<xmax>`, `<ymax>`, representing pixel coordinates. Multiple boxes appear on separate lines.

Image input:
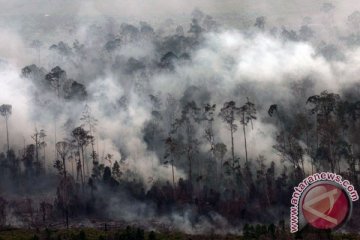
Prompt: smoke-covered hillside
<box><xmin>1</xmin><ymin>0</ymin><xmax>360</xmax><ymax>236</ymax></box>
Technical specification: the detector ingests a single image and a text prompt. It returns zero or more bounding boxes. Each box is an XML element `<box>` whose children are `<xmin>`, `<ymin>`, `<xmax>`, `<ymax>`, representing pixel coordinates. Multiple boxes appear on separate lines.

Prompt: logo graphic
<box><xmin>301</xmin><ymin>182</ymin><xmax>350</xmax><ymax>230</ymax></box>
<box><xmin>290</xmin><ymin>172</ymin><xmax>358</xmax><ymax>233</ymax></box>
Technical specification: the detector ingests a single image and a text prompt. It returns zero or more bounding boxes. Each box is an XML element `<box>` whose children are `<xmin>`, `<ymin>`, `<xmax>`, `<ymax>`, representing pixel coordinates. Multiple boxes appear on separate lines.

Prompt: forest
<box><xmin>1</xmin><ymin>1</ymin><xmax>360</xmax><ymax>239</ymax></box>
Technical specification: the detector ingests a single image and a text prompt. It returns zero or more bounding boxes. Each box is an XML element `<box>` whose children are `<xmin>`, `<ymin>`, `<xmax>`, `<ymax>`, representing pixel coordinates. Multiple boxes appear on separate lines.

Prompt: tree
<box><xmin>55</xmin><ymin>141</ymin><xmax>72</xmax><ymax>228</ymax></box>
<box><xmin>72</xmin><ymin>127</ymin><xmax>92</xmax><ymax>187</ymax></box>
<box><xmin>0</xmin><ymin>104</ymin><xmax>12</xmax><ymax>153</ymax></box>
<box><xmin>173</xmin><ymin>101</ymin><xmax>201</xmax><ymax>184</ymax></box>
<box><xmin>67</xmin><ymin>81</ymin><xmax>87</xmax><ymax>101</ymax></box>
<box><xmin>112</xmin><ymin>161</ymin><xmax>122</xmax><ymax>180</ymax></box>
<box><xmin>188</xmin><ymin>18</ymin><xmax>203</xmax><ymax>37</ymax></box>
<box><xmin>307</xmin><ymin>91</ymin><xmax>340</xmax><ymax>172</ymax></box>
<box><xmin>164</xmin><ymin>136</ymin><xmax>181</xmax><ymax>196</ymax></box>
<box><xmin>0</xmin><ymin>197</ymin><xmax>7</xmax><ymax>227</ymax></box>
<box><xmin>203</xmin><ymin>103</ymin><xmax>216</xmax><ymax>181</ymax></box>
<box><xmin>39</xmin><ymin>129</ymin><xmax>47</xmax><ymax>172</ymax></box>
<box><xmin>103</xmin><ymin>166</ymin><xmax>119</xmax><ymax>188</ymax></box>
<box><xmin>344</xmin><ymin>101</ymin><xmax>360</xmax><ymax>183</ymax></box>
<box><xmin>273</xmin><ymin>132</ymin><xmax>305</xmax><ymax>175</ymax></box>
<box><xmin>219</xmin><ymin>101</ymin><xmax>239</xmax><ymax>168</ymax></box>
<box><xmin>214</xmin><ymin>143</ymin><xmax>227</xmax><ymax>185</ymax></box>
<box><xmin>80</xmin><ymin>104</ymin><xmax>98</xmax><ymax>166</ymax></box>
<box><xmin>293</xmin><ymin>113</ymin><xmax>314</xmax><ymax>173</ymax></box>
<box><xmin>46</xmin><ymin>66</ymin><xmax>65</xmax><ymax>162</ymax></box>
<box><xmin>254</xmin><ymin>16</ymin><xmax>266</xmax><ymax>30</ymax></box>
<box><xmin>56</xmin><ymin>141</ymin><xmax>71</xmax><ymax>178</ymax></box>
<box><xmin>55</xmin><ymin>175</ymin><xmax>75</xmax><ymax>229</ymax></box>
<box><xmin>45</xmin><ymin>66</ymin><xmax>66</xmax><ymax>97</ymax></box>
<box><xmin>31</xmin><ymin>128</ymin><xmax>46</xmax><ymax>174</ymax></box>
<box><xmin>238</xmin><ymin>98</ymin><xmax>257</xmax><ymax>163</ymax></box>
<box><xmin>23</xmin><ymin>144</ymin><xmax>35</xmax><ymax>177</ymax></box>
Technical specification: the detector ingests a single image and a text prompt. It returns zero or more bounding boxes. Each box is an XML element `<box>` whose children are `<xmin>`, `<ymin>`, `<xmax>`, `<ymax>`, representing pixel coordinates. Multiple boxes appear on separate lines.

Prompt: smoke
<box><xmin>1</xmin><ymin>2</ymin><xmax>360</xmax><ymax>183</ymax></box>
<box><xmin>107</xmin><ymin>193</ymin><xmax>240</xmax><ymax>234</ymax></box>
<box><xmin>2</xmin><ymin>0</ymin><xmax>360</xmax><ymax>233</ymax></box>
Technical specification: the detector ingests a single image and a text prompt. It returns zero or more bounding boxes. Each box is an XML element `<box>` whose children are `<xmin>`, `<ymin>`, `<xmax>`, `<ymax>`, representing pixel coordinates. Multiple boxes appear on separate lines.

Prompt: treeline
<box><xmin>1</xmin><ymin>85</ymin><xmax>360</xmax><ymax>231</ymax></box>
<box><xmin>2</xmin><ymin>9</ymin><xmax>360</xmax><ymax>232</ymax></box>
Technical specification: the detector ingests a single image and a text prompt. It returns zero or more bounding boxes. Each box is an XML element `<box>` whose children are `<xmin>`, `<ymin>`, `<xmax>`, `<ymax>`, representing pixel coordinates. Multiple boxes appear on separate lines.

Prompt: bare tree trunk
<box><xmin>65</xmin><ymin>208</ymin><xmax>69</xmax><ymax>229</ymax></box>
<box><xmin>315</xmin><ymin>115</ymin><xmax>318</xmax><ymax>149</ymax></box>
<box><xmin>62</xmin><ymin>157</ymin><xmax>67</xmax><ymax>178</ymax></box>
<box><xmin>63</xmin><ymin>154</ymin><xmax>69</xmax><ymax>229</ymax></box>
<box><xmin>243</xmin><ymin>120</ymin><xmax>248</xmax><ymax>163</ymax></box>
<box><xmin>220</xmin><ymin>156</ymin><xmax>224</xmax><ymax>187</ymax></box>
<box><xmin>84</xmin><ymin>146</ymin><xmax>90</xmax><ymax>177</ymax></box>
<box><xmin>81</xmin><ymin>146</ymin><xmax>86</xmax><ymax>187</ymax></box>
<box><xmin>71</xmin><ymin>158</ymin><xmax>74</xmax><ymax>177</ymax></box>
<box><xmin>171</xmin><ymin>156</ymin><xmax>175</xmax><ymax>199</ymax></box>
<box><xmin>5</xmin><ymin>116</ymin><xmax>9</xmax><ymax>153</ymax></box>
<box><xmin>187</xmin><ymin>148</ymin><xmax>192</xmax><ymax>183</ymax></box>
<box><xmin>301</xmin><ymin>158</ymin><xmax>305</xmax><ymax>176</ymax></box>
<box><xmin>42</xmin><ymin>135</ymin><xmax>46</xmax><ymax>173</ymax></box>
<box><xmin>54</xmin><ymin>118</ymin><xmax>57</xmax><ymax>161</ymax></box>
<box><xmin>329</xmin><ymin>142</ymin><xmax>335</xmax><ymax>173</ymax></box>
<box><xmin>230</xmin><ymin>128</ymin><xmax>235</xmax><ymax>168</ymax></box>
<box><xmin>35</xmin><ymin>133</ymin><xmax>39</xmax><ymax>164</ymax></box>
<box><xmin>305</xmin><ymin>126</ymin><xmax>314</xmax><ymax>174</ymax></box>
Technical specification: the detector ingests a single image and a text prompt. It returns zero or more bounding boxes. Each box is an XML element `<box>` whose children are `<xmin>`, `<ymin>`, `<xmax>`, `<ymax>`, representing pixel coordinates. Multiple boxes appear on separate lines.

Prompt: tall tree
<box><xmin>173</xmin><ymin>101</ymin><xmax>201</xmax><ymax>184</ymax></box>
<box><xmin>80</xmin><ymin>104</ymin><xmax>98</xmax><ymax>169</ymax></box>
<box><xmin>307</xmin><ymin>91</ymin><xmax>340</xmax><ymax>172</ymax></box>
<box><xmin>39</xmin><ymin>129</ymin><xmax>47</xmax><ymax>172</ymax></box>
<box><xmin>0</xmin><ymin>104</ymin><xmax>12</xmax><ymax>153</ymax></box>
<box><xmin>238</xmin><ymin>98</ymin><xmax>257</xmax><ymax>163</ymax></box>
<box><xmin>72</xmin><ymin>127</ymin><xmax>91</xmax><ymax>187</ymax></box>
<box><xmin>164</xmin><ymin>136</ymin><xmax>181</xmax><ymax>197</ymax></box>
<box><xmin>214</xmin><ymin>143</ymin><xmax>227</xmax><ymax>185</ymax></box>
<box><xmin>54</xmin><ymin>141</ymin><xmax>72</xmax><ymax>229</ymax></box>
<box><xmin>56</xmin><ymin>141</ymin><xmax>70</xmax><ymax>178</ymax></box>
<box><xmin>219</xmin><ymin>101</ymin><xmax>239</xmax><ymax>168</ymax></box>
<box><xmin>31</xmin><ymin>128</ymin><xmax>46</xmax><ymax>173</ymax></box>
<box><xmin>203</xmin><ymin>103</ymin><xmax>216</xmax><ymax>181</ymax></box>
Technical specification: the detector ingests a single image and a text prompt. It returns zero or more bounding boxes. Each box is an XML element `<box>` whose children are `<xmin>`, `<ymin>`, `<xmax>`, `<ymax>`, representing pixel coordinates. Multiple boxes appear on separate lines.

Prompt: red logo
<box><xmin>301</xmin><ymin>183</ymin><xmax>350</xmax><ymax>229</ymax></box>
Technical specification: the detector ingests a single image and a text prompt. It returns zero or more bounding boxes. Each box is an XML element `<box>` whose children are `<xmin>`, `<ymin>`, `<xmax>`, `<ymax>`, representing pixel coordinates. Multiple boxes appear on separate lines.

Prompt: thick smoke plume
<box><xmin>1</xmin><ymin>0</ymin><xmax>360</xmax><ymax>234</ymax></box>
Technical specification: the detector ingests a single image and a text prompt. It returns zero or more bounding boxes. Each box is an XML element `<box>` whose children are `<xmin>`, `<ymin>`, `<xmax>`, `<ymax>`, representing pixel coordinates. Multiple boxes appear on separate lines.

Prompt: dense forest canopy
<box><xmin>1</xmin><ymin>0</ymin><xmax>360</xmax><ymax>236</ymax></box>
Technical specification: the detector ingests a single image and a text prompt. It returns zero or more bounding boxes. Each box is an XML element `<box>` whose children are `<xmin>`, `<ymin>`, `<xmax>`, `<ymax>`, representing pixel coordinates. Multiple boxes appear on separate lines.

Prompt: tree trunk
<box><xmin>54</xmin><ymin>118</ymin><xmax>57</xmax><ymax>161</ymax></box>
<box><xmin>5</xmin><ymin>116</ymin><xmax>9</xmax><ymax>153</ymax></box>
<box><xmin>329</xmin><ymin>143</ymin><xmax>335</xmax><ymax>173</ymax></box>
<box><xmin>243</xmin><ymin>120</ymin><xmax>248</xmax><ymax>163</ymax></box>
<box><xmin>81</xmin><ymin>146</ymin><xmax>86</xmax><ymax>187</ymax></box>
<box><xmin>84</xmin><ymin>146</ymin><xmax>90</xmax><ymax>177</ymax></box>
<box><xmin>35</xmin><ymin>133</ymin><xmax>39</xmax><ymax>164</ymax></box>
<box><xmin>231</xmin><ymin>128</ymin><xmax>235</xmax><ymax>168</ymax></box>
<box><xmin>220</xmin><ymin>156</ymin><xmax>224</xmax><ymax>188</ymax></box>
<box><xmin>65</xmin><ymin>208</ymin><xmax>69</xmax><ymax>229</ymax></box>
<box><xmin>62</xmin><ymin>157</ymin><xmax>67</xmax><ymax>178</ymax></box>
<box><xmin>171</xmin><ymin>156</ymin><xmax>175</xmax><ymax>198</ymax></box>
<box><xmin>187</xmin><ymin>147</ymin><xmax>192</xmax><ymax>183</ymax></box>
<box><xmin>301</xmin><ymin>158</ymin><xmax>305</xmax><ymax>176</ymax></box>
<box><xmin>43</xmin><ymin>136</ymin><xmax>46</xmax><ymax>173</ymax></box>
